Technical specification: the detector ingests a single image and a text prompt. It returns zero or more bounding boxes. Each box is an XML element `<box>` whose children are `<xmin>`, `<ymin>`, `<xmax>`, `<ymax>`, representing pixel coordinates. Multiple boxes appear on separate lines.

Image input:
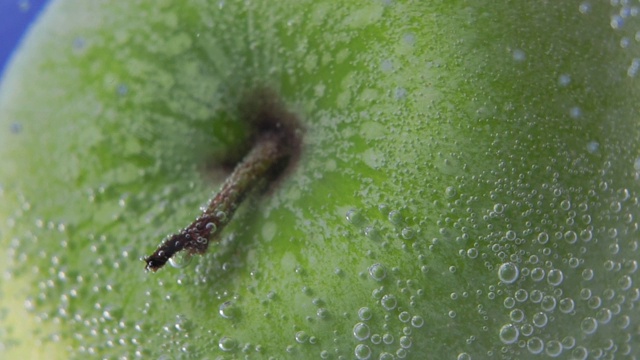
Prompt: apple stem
<box><xmin>144</xmin><ymin>130</ymin><xmax>292</xmax><ymax>272</ymax></box>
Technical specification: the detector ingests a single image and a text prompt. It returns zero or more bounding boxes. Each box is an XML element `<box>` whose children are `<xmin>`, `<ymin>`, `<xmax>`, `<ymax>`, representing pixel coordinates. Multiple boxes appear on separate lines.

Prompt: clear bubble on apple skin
<box><xmin>168</xmin><ymin>250</ymin><xmax>193</xmax><ymax>269</ymax></box>
<box><xmin>218</xmin><ymin>336</ymin><xmax>238</xmax><ymax>352</ymax></box>
<box><xmin>368</xmin><ymin>263</ymin><xmax>387</xmax><ymax>281</ymax></box>
<box><xmin>218</xmin><ymin>300</ymin><xmax>239</xmax><ymax>319</ymax></box>
<box><xmin>358</xmin><ymin>307</ymin><xmax>372</xmax><ymax>321</ymax></box>
<box><xmin>380</xmin><ymin>294</ymin><xmax>397</xmax><ymax>311</ymax></box>
<box><xmin>346</xmin><ymin>209</ymin><xmax>365</xmax><ymax>226</ymax></box>
<box><xmin>353</xmin><ymin>322</ymin><xmax>371</xmax><ymax>340</ymax></box>
<box><xmin>497</xmin><ymin>262</ymin><xmax>519</xmax><ymax>284</ymax></box>
<box><xmin>498</xmin><ymin>323</ymin><xmax>519</xmax><ymax>344</ymax></box>
<box><xmin>354</xmin><ymin>344</ymin><xmax>372</xmax><ymax>359</ymax></box>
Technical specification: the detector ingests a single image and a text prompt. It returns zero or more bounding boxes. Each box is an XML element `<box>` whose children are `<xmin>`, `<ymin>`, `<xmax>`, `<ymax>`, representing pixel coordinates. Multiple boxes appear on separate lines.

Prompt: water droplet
<box><xmin>497</xmin><ymin>262</ymin><xmax>519</xmax><ymax>284</ymax></box>
<box><xmin>457</xmin><ymin>353</ymin><xmax>471</xmax><ymax>360</ymax></box>
<box><xmin>353</xmin><ymin>322</ymin><xmax>371</xmax><ymax>340</ymax></box>
<box><xmin>499</xmin><ymin>323</ymin><xmax>519</xmax><ymax>344</ymax></box>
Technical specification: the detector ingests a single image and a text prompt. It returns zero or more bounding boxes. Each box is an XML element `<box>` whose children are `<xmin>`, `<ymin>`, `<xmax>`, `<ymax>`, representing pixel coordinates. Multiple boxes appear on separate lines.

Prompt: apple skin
<box><xmin>1</xmin><ymin>0</ymin><xmax>639</xmax><ymax>359</ymax></box>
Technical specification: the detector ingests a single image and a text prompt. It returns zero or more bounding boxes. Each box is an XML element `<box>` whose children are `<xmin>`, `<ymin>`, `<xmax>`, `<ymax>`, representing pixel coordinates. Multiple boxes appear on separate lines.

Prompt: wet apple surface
<box><xmin>0</xmin><ymin>1</ymin><xmax>639</xmax><ymax>359</ymax></box>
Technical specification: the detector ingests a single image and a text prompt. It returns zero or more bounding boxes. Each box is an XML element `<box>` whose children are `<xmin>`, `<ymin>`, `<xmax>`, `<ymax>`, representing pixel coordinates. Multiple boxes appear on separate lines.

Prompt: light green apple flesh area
<box><xmin>1</xmin><ymin>0</ymin><xmax>639</xmax><ymax>359</ymax></box>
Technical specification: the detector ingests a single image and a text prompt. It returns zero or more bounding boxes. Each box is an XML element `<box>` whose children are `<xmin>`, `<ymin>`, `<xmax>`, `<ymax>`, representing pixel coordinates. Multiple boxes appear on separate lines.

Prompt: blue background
<box><xmin>0</xmin><ymin>0</ymin><xmax>50</xmax><ymax>80</ymax></box>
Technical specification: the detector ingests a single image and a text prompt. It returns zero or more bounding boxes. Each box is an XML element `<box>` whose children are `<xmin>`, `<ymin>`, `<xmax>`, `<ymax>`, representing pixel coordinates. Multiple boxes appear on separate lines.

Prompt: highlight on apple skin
<box><xmin>0</xmin><ymin>0</ymin><xmax>639</xmax><ymax>359</ymax></box>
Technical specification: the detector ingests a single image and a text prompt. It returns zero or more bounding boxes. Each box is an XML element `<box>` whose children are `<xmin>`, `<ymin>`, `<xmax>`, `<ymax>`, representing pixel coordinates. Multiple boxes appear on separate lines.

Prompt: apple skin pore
<box><xmin>1</xmin><ymin>0</ymin><xmax>639</xmax><ymax>359</ymax></box>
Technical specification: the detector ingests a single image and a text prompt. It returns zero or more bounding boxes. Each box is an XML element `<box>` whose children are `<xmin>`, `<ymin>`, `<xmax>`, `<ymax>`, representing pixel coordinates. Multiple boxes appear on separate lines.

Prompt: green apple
<box><xmin>1</xmin><ymin>0</ymin><xmax>639</xmax><ymax>359</ymax></box>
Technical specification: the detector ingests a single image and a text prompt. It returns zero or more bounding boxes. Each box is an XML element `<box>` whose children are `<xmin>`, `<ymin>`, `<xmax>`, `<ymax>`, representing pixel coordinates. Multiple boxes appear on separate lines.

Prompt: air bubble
<box><xmin>410</xmin><ymin>315</ymin><xmax>424</xmax><ymax>328</ymax></box>
<box><xmin>354</xmin><ymin>344</ymin><xmax>371</xmax><ymax>359</ymax></box>
<box><xmin>218</xmin><ymin>336</ymin><xmax>237</xmax><ymax>352</ymax></box>
<box><xmin>498</xmin><ymin>323</ymin><xmax>519</xmax><ymax>344</ymax></box>
<box><xmin>559</xmin><ymin>298</ymin><xmax>575</xmax><ymax>313</ymax></box>
<box><xmin>401</xmin><ymin>227</ymin><xmax>414</xmax><ymax>240</ymax></box>
<box><xmin>346</xmin><ymin>209</ymin><xmax>365</xmax><ymax>226</ymax></box>
<box><xmin>537</xmin><ymin>232</ymin><xmax>549</xmax><ymax>244</ymax></box>
<box><xmin>545</xmin><ymin>340</ymin><xmax>562</xmax><ymax>357</ymax></box>
<box><xmin>547</xmin><ymin>269</ymin><xmax>564</xmax><ymax>286</ymax></box>
<box><xmin>526</xmin><ymin>337</ymin><xmax>544</xmax><ymax>354</ymax></box>
<box><xmin>541</xmin><ymin>295</ymin><xmax>557</xmax><ymax>312</ymax></box>
<box><xmin>358</xmin><ymin>307</ymin><xmax>372</xmax><ymax>321</ymax></box>
<box><xmin>530</xmin><ymin>267</ymin><xmax>545</xmax><ymax>282</ymax></box>
<box><xmin>388</xmin><ymin>210</ymin><xmax>403</xmax><ymax>224</ymax></box>
<box><xmin>497</xmin><ymin>262</ymin><xmax>519</xmax><ymax>284</ymax></box>
<box><xmin>353</xmin><ymin>322</ymin><xmax>371</xmax><ymax>340</ymax></box>
<box><xmin>520</xmin><ymin>323</ymin><xmax>534</xmax><ymax>337</ymax></box>
<box><xmin>611</xmin><ymin>15</ymin><xmax>624</xmax><ymax>29</ymax></box>
<box><xmin>398</xmin><ymin>311</ymin><xmax>410</xmax><ymax>323</ymax></box>
<box><xmin>532</xmin><ymin>312</ymin><xmax>548</xmax><ymax>327</ymax></box>
<box><xmin>368</xmin><ymin>263</ymin><xmax>387</xmax><ymax>281</ymax></box>
<box><xmin>445</xmin><ymin>186</ymin><xmax>457</xmax><ymax>197</ymax></box>
<box><xmin>168</xmin><ymin>251</ymin><xmax>193</xmax><ymax>269</ymax></box>
<box><xmin>381</xmin><ymin>294</ymin><xmax>397</xmax><ymax>311</ymax></box>
<box><xmin>572</xmin><ymin>347</ymin><xmax>588</xmax><ymax>360</ymax></box>
<box><xmin>509</xmin><ymin>309</ymin><xmax>524</xmax><ymax>323</ymax></box>
<box><xmin>514</xmin><ymin>289</ymin><xmax>528</xmax><ymax>302</ymax></box>
<box><xmin>295</xmin><ymin>331</ymin><xmax>309</xmax><ymax>344</ymax></box>
<box><xmin>580</xmin><ymin>317</ymin><xmax>597</xmax><ymax>334</ymax></box>
<box><xmin>564</xmin><ymin>230</ymin><xmax>577</xmax><ymax>244</ymax></box>
<box><xmin>512</xmin><ymin>49</ymin><xmax>526</xmax><ymax>62</ymax></box>
<box><xmin>218</xmin><ymin>301</ymin><xmax>239</xmax><ymax>319</ymax></box>
<box><xmin>399</xmin><ymin>335</ymin><xmax>412</xmax><ymax>349</ymax></box>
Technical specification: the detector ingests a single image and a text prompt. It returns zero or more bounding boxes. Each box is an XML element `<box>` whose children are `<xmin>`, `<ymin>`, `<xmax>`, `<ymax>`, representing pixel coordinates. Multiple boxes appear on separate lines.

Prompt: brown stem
<box><xmin>144</xmin><ymin>131</ymin><xmax>292</xmax><ymax>272</ymax></box>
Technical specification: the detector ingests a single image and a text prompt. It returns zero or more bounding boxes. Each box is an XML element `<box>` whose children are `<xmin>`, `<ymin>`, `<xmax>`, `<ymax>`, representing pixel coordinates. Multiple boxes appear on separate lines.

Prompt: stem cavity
<box><xmin>144</xmin><ymin>92</ymin><xmax>302</xmax><ymax>272</ymax></box>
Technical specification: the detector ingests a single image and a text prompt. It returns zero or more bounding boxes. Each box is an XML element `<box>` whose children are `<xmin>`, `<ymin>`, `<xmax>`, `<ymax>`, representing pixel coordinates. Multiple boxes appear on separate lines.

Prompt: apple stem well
<box><xmin>144</xmin><ymin>94</ymin><xmax>303</xmax><ymax>272</ymax></box>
